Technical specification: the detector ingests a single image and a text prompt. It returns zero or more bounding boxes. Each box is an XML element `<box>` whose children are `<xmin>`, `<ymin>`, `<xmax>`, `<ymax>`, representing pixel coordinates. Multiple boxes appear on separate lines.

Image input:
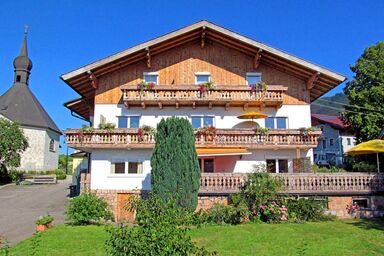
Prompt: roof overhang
<box><xmin>64</xmin><ymin>98</ymin><xmax>92</xmax><ymax>121</ymax></box>
<box><xmin>61</xmin><ymin>20</ymin><xmax>347</xmax><ymax>102</ymax></box>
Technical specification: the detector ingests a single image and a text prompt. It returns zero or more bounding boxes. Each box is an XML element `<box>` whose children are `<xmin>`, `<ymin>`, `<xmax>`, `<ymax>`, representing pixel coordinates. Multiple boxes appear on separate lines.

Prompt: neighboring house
<box><xmin>0</xmin><ymin>31</ymin><xmax>61</xmax><ymax>171</ymax></box>
<box><xmin>311</xmin><ymin>114</ymin><xmax>356</xmax><ymax>166</ymax></box>
<box><xmin>62</xmin><ymin>21</ymin><xmax>384</xmax><ymax>219</ymax></box>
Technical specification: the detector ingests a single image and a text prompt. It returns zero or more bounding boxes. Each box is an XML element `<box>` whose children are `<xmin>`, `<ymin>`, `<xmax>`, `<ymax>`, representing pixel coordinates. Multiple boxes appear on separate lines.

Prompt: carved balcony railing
<box><xmin>121</xmin><ymin>85</ymin><xmax>287</xmax><ymax>109</ymax></box>
<box><xmin>79</xmin><ymin>172</ymin><xmax>384</xmax><ymax>195</ymax></box>
<box><xmin>199</xmin><ymin>173</ymin><xmax>384</xmax><ymax>195</ymax></box>
<box><xmin>65</xmin><ymin>128</ymin><xmax>321</xmax><ymax>149</ymax></box>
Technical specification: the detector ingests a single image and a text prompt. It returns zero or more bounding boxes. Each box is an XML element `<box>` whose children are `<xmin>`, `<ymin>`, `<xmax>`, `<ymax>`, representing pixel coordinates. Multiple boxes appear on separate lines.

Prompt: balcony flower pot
<box><xmin>35</xmin><ymin>215</ymin><xmax>54</xmax><ymax>232</ymax></box>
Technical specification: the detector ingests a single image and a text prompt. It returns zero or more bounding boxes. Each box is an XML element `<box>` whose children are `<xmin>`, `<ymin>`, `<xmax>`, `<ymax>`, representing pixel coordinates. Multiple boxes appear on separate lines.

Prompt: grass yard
<box><xmin>4</xmin><ymin>220</ymin><xmax>384</xmax><ymax>256</ymax></box>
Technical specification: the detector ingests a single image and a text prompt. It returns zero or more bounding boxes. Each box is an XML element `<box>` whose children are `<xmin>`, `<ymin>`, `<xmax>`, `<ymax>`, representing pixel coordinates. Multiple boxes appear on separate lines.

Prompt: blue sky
<box><xmin>0</xmin><ymin>0</ymin><xmax>383</xmax><ymax>153</ymax></box>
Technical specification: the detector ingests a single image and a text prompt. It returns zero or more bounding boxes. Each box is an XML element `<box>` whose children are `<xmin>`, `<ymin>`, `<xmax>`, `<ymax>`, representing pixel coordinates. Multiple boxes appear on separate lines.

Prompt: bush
<box><xmin>242</xmin><ymin>172</ymin><xmax>283</xmax><ymax>214</ymax></box>
<box><xmin>66</xmin><ymin>193</ymin><xmax>113</xmax><ymax>225</ymax></box>
<box><xmin>55</xmin><ymin>170</ymin><xmax>67</xmax><ymax>180</ymax></box>
<box><xmin>106</xmin><ymin>194</ymin><xmax>214</xmax><ymax>255</ymax></box>
<box><xmin>284</xmin><ymin>197</ymin><xmax>328</xmax><ymax>222</ymax></box>
<box><xmin>258</xmin><ymin>201</ymin><xmax>288</xmax><ymax>223</ymax></box>
<box><xmin>312</xmin><ymin>165</ymin><xmax>345</xmax><ymax>173</ymax></box>
<box><xmin>35</xmin><ymin>215</ymin><xmax>54</xmax><ymax>225</ymax></box>
<box><xmin>352</xmin><ymin>161</ymin><xmax>377</xmax><ymax>172</ymax></box>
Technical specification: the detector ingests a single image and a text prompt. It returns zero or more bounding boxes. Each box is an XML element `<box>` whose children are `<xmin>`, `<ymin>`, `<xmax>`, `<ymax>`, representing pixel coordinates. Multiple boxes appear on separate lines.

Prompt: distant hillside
<box><xmin>311</xmin><ymin>93</ymin><xmax>349</xmax><ymax>116</ymax></box>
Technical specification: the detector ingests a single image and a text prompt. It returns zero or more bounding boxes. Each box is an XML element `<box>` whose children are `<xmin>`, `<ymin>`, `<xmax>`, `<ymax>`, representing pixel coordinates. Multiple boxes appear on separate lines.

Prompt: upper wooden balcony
<box><xmin>65</xmin><ymin>128</ymin><xmax>321</xmax><ymax>150</ymax></box>
<box><xmin>121</xmin><ymin>85</ymin><xmax>287</xmax><ymax>109</ymax></box>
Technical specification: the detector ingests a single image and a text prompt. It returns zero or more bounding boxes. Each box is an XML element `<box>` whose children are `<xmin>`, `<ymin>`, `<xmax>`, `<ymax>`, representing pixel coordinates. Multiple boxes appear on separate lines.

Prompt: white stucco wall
<box><xmin>18</xmin><ymin>127</ymin><xmax>60</xmax><ymax>171</ymax></box>
<box><xmin>90</xmin><ymin>148</ymin><xmax>312</xmax><ymax>190</ymax></box>
<box><xmin>93</xmin><ymin>104</ymin><xmax>311</xmax><ymax>129</ymax></box>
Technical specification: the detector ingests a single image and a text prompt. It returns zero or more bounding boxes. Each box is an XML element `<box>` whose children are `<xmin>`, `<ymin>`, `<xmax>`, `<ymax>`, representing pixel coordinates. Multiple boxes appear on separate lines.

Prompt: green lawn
<box><xmin>4</xmin><ymin>220</ymin><xmax>384</xmax><ymax>256</ymax></box>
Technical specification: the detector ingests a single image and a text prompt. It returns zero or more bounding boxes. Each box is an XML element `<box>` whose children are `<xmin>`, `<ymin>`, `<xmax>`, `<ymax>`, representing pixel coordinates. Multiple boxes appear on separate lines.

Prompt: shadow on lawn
<box><xmin>346</xmin><ymin>218</ymin><xmax>384</xmax><ymax>231</ymax></box>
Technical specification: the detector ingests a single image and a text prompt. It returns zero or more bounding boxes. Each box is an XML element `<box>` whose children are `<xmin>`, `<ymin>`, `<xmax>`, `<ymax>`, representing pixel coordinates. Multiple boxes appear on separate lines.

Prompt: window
<box><xmin>143</xmin><ymin>72</ymin><xmax>158</xmax><ymax>84</ymax></box>
<box><xmin>203</xmin><ymin>159</ymin><xmax>214</xmax><ymax>173</ymax></box>
<box><xmin>195</xmin><ymin>72</ymin><xmax>211</xmax><ymax>84</ymax></box>
<box><xmin>353</xmin><ymin>198</ymin><xmax>369</xmax><ymax>209</ymax></box>
<box><xmin>191</xmin><ymin>116</ymin><xmax>214</xmax><ymax>128</ymax></box>
<box><xmin>266</xmin><ymin>159</ymin><xmax>276</xmax><ymax>173</ymax></box>
<box><xmin>128</xmin><ymin>162</ymin><xmax>143</xmax><ymax>174</ymax></box>
<box><xmin>266</xmin><ymin>159</ymin><xmax>288</xmax><ymax>173</ymax></box>
<box><xmin>117</xmin><ymin>116</ymin><xmax>140</xmax><ymax>128</ymax></box>
<box><xmin>111</xmin><ymin>161</ymin><xmax>143</xmax><ymax>174</ymax></box>
<box><xmin>278</xmin><ymin>159</ymin><xmax>288</xmax><ymax>173</ymax></box>
<box><xmin>111</xmin><ymin>162</ymin><xmax>125</xmax><ymax>174</ymax></box>
<box><xmin>49</xmin><ymin>139</ymin><xmax>55</xmax><ymax>152</ymax></box>
<box><xmin>265</xmin><ymin>117</ymin><xmax>287</xmax><ymax>129</ymax></box>
<box><xmin>322</xmin><ymin>140</ymin><xmax>326</xmax><ymax>149</ymax></box>
<box><xmin>330</xmin><ymin>138</ymin><xmax>334</xmax><ymax>146</ymax></box>
<box><xmin>246</xmin><ymin>73</ymin><xmax>261</xmax><ymax>85</ymax></box>
<box><xmin>16</xmin><ymin>75</ymin><xmax>21</xmax><ymax>82</ymax></box>
<box><xmin>276</xmin><ymin>117</ymin><xmax>287</xmax><ymax>129</ymax></box>
<box><xmin>347</xmin><ymin>138</ymin><xmax>351</xmax><ymax>145</ymax></box>
<box><xmin>265</xmin><ymin>118</ymin><xmax>275</xmax><ymax>129</ymax></box>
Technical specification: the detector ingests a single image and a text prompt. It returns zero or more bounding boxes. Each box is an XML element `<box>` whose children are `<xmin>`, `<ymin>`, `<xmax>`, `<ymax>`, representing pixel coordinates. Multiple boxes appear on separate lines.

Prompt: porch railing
<box><xmin>65</xmin><ymin>128</ymin><xmax>321</xmax><ymax>149</ymax></box>
<box><xmin>199</xmin><ymin>173</ymin><xmax>384</xmax><ymax>195</ymax></box>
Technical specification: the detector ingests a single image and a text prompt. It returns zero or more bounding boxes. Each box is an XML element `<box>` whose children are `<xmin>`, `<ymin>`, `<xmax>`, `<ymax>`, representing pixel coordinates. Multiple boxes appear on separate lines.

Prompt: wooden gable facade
<box><xmin>62</xmin><ymin>21</ymin><xmax>346</xmax><ymax>120</ymax></box>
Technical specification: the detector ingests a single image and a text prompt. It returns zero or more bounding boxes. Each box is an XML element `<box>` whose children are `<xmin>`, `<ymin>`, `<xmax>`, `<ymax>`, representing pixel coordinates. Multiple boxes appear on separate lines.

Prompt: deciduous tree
<box><xmin>343</xmin><ymin>42</ymin><xmax>384</xmax><ymax>142</ymax></box>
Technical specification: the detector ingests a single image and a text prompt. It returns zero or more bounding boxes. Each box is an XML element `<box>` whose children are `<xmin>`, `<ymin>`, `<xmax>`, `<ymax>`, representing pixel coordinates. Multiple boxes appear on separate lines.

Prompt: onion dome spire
<box><xmin>13</xmin><ymin>25</ymin><xmax>33</xmax><ymax>85</ymax></box>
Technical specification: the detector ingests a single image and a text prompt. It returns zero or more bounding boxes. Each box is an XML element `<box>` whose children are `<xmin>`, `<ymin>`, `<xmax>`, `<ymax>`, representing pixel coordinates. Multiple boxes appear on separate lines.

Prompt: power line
<box><xmin>316</xmin><ymin>98</ymin><xmax>384</xmax><ymax>114</ymax></box>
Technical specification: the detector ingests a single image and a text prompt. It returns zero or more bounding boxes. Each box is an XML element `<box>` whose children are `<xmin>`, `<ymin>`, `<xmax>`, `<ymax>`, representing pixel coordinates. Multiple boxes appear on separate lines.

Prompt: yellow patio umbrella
<box><xmin>346</xmin><ymin>139</ymin><xmax>384</xmax><ymax>173</ymax></box>
<box><xmin>237</xmin><ymin>112</ymin><xmax>268</xmax><ymax>121</ymax></box>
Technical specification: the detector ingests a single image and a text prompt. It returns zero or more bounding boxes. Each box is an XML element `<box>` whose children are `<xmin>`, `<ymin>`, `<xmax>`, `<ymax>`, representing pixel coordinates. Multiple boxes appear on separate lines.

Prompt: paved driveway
<box><xmin>0</xmin><ymin>177</ymin><xmax>71</xmax><ymax>245</ymax></box>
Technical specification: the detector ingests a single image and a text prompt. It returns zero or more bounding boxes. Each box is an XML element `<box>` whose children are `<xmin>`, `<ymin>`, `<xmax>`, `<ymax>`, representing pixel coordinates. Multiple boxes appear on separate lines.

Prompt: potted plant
<box><xmin>250</xmin><ymin>82</ymin><xmax>267</xmax><ymax>92</ymax></box>
<box><xmin>75</xmin><ymin>125</ymin><xmax>95</xmax><ymax>143</ymax></box>
<box><xmin>99</xmin><ymin>122</ymin><xmax>116</xmax><ymax>132</ymax></box>
<box><xmin>254</xmin><ymin>127</ymin><xmax>270</xmax><ymax>136</ymax></box>
<box><xmin>137</xmin><ymin>125</ymin><xmax>156</xmax><ymax>141</ymax></box>
<box><xmin>197</xmin><ymin>81</ymin><xmax>216</xmax><ymax>96</ymax></box>
<box><xmin>137</xmin><ymin>80</ymin><xmax>156</xmax><ymax>91</ymax></box>
<box><xmin>300</xmin><ymin>127</ymin><xmax>319</xmax><ymax>138</ymax></box>
<box><xmin>195</xmin><ymin>125</ymin><xmax>217</xmax><ymax>142</ymax></box>
<box><xmin>35</xmin><ymin>215</ymin><xmax>54</xmax><ymax>232</ymax></box>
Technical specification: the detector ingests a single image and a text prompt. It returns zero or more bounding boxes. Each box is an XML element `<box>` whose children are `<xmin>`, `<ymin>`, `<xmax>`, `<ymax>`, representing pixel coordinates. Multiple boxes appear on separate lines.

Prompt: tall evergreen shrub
<box><xmin>151</xmin><ymin>117</ymin><xmax>200</xmax><ymax>210</ymax></box>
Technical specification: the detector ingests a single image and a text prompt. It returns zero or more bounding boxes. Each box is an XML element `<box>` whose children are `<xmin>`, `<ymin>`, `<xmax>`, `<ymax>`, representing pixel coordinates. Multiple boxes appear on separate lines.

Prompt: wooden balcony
<box><xmin>121</xmin><ymin>85</ymin><xmax>287</xmax><ymax>109</ymax></box>
<box><xmin>200</xmin><ymin>173</ymin><xmax>384</xmax><ymax>195</ymax></box>
<box><xmin>65</xmin><ymin>128</ymin><xmax>321</xmax><ymax>149</ymax></box>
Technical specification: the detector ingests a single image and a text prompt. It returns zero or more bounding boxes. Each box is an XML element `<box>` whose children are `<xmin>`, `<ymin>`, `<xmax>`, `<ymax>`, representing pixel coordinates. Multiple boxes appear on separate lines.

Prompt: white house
<box><xmin>62</xmin><ymin>21</ymin><xmax>348</xmax><ymax>219</ymax></box>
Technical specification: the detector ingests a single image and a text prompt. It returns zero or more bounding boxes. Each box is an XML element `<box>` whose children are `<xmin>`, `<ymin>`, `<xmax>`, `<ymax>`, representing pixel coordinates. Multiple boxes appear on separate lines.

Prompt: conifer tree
<box><xmin>151</xmin><ymin>117</ymin><xmax>200</xmax><ymax>210</ymax></box>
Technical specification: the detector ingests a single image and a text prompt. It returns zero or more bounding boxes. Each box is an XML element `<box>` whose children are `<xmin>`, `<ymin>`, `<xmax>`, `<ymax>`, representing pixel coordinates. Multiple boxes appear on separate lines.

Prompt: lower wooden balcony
<box><xmin>199</xmin><ymin>173</ymin><xmax>384</xmax><ymax>195</ymax></box>
<box><xmin>121</xmin><ymin>85</ymin><xmax>287</xmax><ymax>109</ymax></box>
<box><xmin>79</xmin><ymin>172</ymin><xmax>384</xmax><ymax>196</ymax></box>
<box><xmin>65</xmin><ymin>128</ymin><xmax>321</xmax><ymax>149</ymax></box>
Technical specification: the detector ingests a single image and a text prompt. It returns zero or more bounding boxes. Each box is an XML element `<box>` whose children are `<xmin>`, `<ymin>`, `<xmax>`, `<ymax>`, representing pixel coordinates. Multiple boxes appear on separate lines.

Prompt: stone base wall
<box><xmin>91</xmin><ymin>190</ymin><xmax>384</xmax><ymax>221</ymax></box>
<box><xmin>197</xmin><ymin>195</ymin><xmax>229</xmax><ymax>211</ymax></box>
<box><xmin>327</xmin><ymin>196</ymin><xmax>384</xmax><ymax>218</ymax></box>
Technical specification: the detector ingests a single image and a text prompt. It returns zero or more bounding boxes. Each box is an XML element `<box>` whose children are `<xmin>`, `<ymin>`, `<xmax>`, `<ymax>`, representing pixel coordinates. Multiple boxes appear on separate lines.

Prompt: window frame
<box><xmin>110</xmin><ymin>160</ymin><xmax>144</xmax><ymax>175</ymax></box>
<box><xmin>195</xmin><ymin>72</ymin><xmax>211</xmax><ymax>85</ymax></box>
<box><xmin>265</xmin><ymin>117</ymin><xmax>288</xmax><ymax>129</ymax></box>
<box><xmin>143</xmin><ymin>72</ymin><xmax>159</xmax><ymax>84</ymax></box>
<box><xmin>246</xmin><ymin>72</ymin><xmax>262</xmax><ymax>85</ymax></box>
<box><xmin>116</xmin><ymin>115</ymin><xmax>141</xmax><ymax>128</ymax></box>
<box><xmin>265</xmin><ymin>158</ymin><xmax>289</xmax><ymax>173</ymax></box>
<box><xmin>190</xmin><ymin>115</ymin><xmax>215</xmax><ymax>128</ymax></box>
<box><xmin>49</xmin><ymin>139</ymin><xmax>55</xmax><ymax>152</ymax></box>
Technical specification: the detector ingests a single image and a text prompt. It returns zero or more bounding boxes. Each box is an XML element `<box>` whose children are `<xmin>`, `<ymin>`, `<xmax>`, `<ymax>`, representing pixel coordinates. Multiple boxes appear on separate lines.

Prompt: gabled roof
<box><xmin>61</xmin><ymin>20</ymin><xmax>347</xmax><ymax>120</ymax></box>
<box><xmin>311</xmin><ymin>114</ymin><xmax>349</xmax><ymax>130</ymax></box>
<box><xmin>0</xmin><ymin>83</ymin><xmax>62</xmax><ymax>134</ymax></box>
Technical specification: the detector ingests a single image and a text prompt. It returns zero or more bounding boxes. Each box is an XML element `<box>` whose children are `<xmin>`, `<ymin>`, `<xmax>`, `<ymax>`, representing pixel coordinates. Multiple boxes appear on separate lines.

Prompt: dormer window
<box><xmin>246</xmin><ymin>72</ymin><xmax>262</xmax><ymax>85</ymax></box>
<box><xmin>195</xmin><ymin>72</ymin><xmax>211</xmax><ymax>84</ymax></box>
<box><xmin>143</xmin><ymin>72</ymin><xmax>158</xmax><ymax>84</ymax></box>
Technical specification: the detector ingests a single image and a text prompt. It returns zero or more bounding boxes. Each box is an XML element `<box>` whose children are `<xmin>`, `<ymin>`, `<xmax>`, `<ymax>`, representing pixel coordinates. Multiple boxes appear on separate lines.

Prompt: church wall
<box><xmin>18</xmin><ymin>127</ymin><xmax>59</xmax><ymax>171</ymax></box>
<box><xmin>43</xmin><ymin>131</ymin><xmax>60</xmax><ymax>170</ymax></box>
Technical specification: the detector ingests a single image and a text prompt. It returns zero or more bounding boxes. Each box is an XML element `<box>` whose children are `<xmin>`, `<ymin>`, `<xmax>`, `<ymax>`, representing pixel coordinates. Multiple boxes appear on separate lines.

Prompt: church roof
<box><xmin>0</xmin><ymin>84</ymin><xmax>62</xmax><ymax>134</ymax></box>
<box><xmin>0</xmin><ymin>30</ymin><xmax>61</xmax><ymax>135</ymax></box>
